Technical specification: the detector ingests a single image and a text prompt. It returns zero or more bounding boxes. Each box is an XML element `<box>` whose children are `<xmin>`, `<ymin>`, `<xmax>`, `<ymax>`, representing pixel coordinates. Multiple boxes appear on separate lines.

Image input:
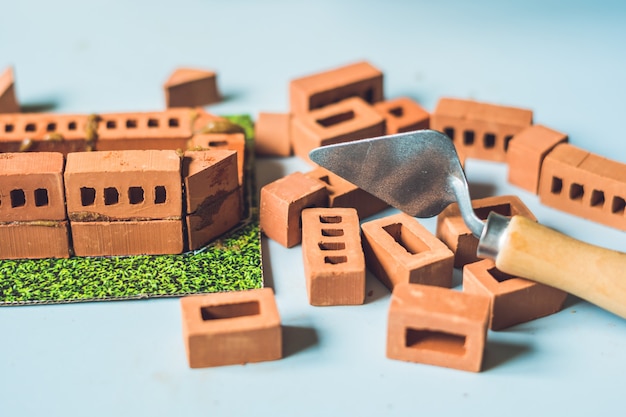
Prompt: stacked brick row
<box><xmin>0</xmin><ymin>149</ymin><xmax>242</xmax><ymax>259</ymax></box>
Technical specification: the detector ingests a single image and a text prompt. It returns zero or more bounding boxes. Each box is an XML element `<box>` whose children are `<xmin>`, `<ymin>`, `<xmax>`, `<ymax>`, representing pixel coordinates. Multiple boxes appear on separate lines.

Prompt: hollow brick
<box><xmin>289</xmin><ymin>61</ymin><xmax>383</xmax><ymax>116</ymax></box>
<box><xmin>387</xmin><ymin>283</ymin><xmax>490</xmax><ymax>372</ymax></box>
<box><xmin>181</xmin><ymin>288</ymin><xmax>282</xmax><ymax>368</ymax></box>
<box><xmin>463</xmin><ymin>259</ymin><xmax>567</xmax><ymax>330</ymax></box>
<box><xmin>373</xmin><ymin>97</ymin><xmax>430</xmax><ymax>134</ymax></box>
<box><xmin>361</xmin><ymin>212</ymin><xmax>454</xmax><ymax>290</ymax></box>
<box><xmin>301</xmin><ymin>207</ymin><xmax>365</xmax><ymax>306</ymax></box>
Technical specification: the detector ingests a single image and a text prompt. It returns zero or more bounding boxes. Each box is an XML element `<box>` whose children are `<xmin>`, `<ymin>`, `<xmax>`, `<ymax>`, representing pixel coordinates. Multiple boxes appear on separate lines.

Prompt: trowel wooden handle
<box><xmin>494</xmin><ymin>215</ymin><xmax>626</xmax><ymax>319</ymax></box>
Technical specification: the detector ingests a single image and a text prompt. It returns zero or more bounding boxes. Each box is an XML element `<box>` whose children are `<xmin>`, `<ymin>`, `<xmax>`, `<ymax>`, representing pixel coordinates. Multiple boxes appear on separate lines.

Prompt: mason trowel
<box><xmin>309</xmin><ymin>129</ymin><xmax>626</xmax><ymax>319</ymax></box>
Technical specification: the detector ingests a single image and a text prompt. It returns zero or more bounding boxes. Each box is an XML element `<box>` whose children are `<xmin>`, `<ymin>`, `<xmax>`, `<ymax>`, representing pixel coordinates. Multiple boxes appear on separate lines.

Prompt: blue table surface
<box><xmin>1</xmin><ymin>1</ymin><xmax>626</xmax><ymax>416</ymax></box>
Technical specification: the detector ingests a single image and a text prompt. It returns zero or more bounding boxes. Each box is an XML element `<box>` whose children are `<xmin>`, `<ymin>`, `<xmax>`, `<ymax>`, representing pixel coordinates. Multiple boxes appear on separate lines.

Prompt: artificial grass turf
<box><xmin>0</xmin><ymin>114</ymin><xmax>263</xmax><ymax>305</ymax></box>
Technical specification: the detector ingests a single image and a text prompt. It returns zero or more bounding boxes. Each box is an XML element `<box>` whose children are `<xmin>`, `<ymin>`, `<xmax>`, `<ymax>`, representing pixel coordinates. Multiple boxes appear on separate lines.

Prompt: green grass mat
<box><xmin>0</xmin><ymin>114</ymin><xmax>263</xmax><ymax>305</ymax></box>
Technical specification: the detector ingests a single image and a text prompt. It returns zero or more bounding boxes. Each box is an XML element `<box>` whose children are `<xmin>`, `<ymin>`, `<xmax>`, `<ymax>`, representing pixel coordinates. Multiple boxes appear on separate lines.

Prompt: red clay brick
<box><xmin>181</xmin><ymin>288</ymin><xmax>282</xmax><ymax>368</ymax></box>
<box><xmin>254</xmin><ymin>112</ymin><xmax>292</xmax><ymax>157</ymax></box>
<box><xmin>301</xmin><ymin>207</ymin><xmax>365</xmax><ymax>306</ymax></box>
<box><xmin>96</xmin><ymin>109</ymin><xmax>192</xmax><ymax>151</ymax></box>
<box><xmin>507</xmin><ymin>124</ymin><xmax>568</xmax><ymax>193</ymax></box>
<box><xmin>0</xmin><ymin>152</ymin><xmax>66</xmax><ymax>222</ymax></box>
<box><xmin>183</xmin><ymin>150</ymin><xmax>239</xmax><ymax>214</ymax></box>
<box><xmin>0</xmin><ymin>221</ymin><xmax>70</xmax><ymax>259</ymax></box>
<box><xmin>387</xmin><ymin>283</ymin><xmax>490</xmax><ymax>372</ymax></box>
<box><xmin>64</xmin><ymin>150</ymin><xmax>182</xmax><ymax>221</ymax></box>
<box><xmin>463</xmin><ymin>259</ymin><xmax>567</xmax><ymax>330</ymax></box>
<box><xmin>304</xmin><ymin>166</ymin><xmax>388</xmax><ymax>219</ymax></box>
<box><xmin>361</xmin><ymin>212</ymin><xmax>454</xmax><ymax>290</ymax></box>
<box><xmin>191</xmin><ymin>107</ymin><xmax>230</xmax><ymax>133</ymax></box>
<box><xmin>0</xmin><ymin>67</ymin><xmax>19</xmax><ymax>114</ymax></box>
<box><xmin>373</xmin><ymin>97</ymin><xmax>430</xmax><ymax>134</ymax></box>
<box><xmin>436</xmin><ymin>195</ymin><xmax>536</xmax><ymax>268</ymax></box>
<box><xmin>70</xmin><ymin>219</ymin><xmax>183</xmax><ymax>256</ymax></box>
<box><xmin>291</xmin><ymin>97</ymin><xmax>385</xmax><ymax>162</ymax></box>
<box><xmin>431</xmin><ymin>97</ymin><xmax>533</xmax><ymax>164</ymax></box>
<box><xmin>538</xmin><ymin>143</ymin><xmax>626</xmax><ymax>231</ymax></box>
<box><xmin>260</xmin><ymin>172</ymin><xmax>328</xmax><ymax>248</ymax></box>
<box><xmin>188</xmin><ymin>132</ymin><xmax>246</xmax><ymax>186</ymax></box>
<box><xmin>289</xmin><ymin>61</ymin><xmax>383</xmax><ymax>116</ymax></box>
<box><xmin>164</xmin><ymin>67</ymin><xmax>221</xmax><ymax>108</ymax></box>
<box><xmin>186</xmin><ymin>188</ymin><xmax>242</xmax><ymax>251</ymax></box>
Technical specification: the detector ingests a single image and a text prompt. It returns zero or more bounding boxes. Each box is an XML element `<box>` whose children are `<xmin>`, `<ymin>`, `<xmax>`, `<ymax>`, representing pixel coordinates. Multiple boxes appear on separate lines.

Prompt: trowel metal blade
<box><xmin>308</xmin><ymin>130</ymin><xmax>462</xmax><ymax>218</ymax></box>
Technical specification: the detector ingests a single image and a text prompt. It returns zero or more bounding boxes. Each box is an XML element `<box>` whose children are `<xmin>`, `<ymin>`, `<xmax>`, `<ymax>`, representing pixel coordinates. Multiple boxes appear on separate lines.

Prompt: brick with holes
<box><xmin>430</xmin><ymin>97</ymin><xmax>533</xmax><ymax>164</ymax></box>
<box><xmin>260</xmin><ymin>172</ymin><xmax>328</xmax><ymax>248</ymax></box>
<box><xmin>507</xmin><ymin>124</ymin><xmax>568</xmax><ymax>194</ymax></box>
<box><xmin>361</xmin><ymin>212</ymin><xmax>454</xmax><ymax>290</ymax></box>
<box><xmin>96</xmin><ymin>109</ymin><xmax>192</xmax><ymax>151</ymax></box>
<box><xmin>0</xmin><ymin>67</ymin><xmax>19</xmax><ymax>114</ymax></box>
<box><xmin>181</xmin><ymin>288</ymin><xmax>282</xmax><ymax>368</ymax></box>
<box><xmin>463</xmin><ymin>259</ymin><xmax>567</xmax><ymax>330</ymax></box>
<box><xmin>436</xmin><ymin>195</ymin><xmax>537</xmax><ymax>268</ymax></box>
<box><xmin>387</xmin><ymin>283</ymin><xmax>490</xmax><ymax>372</ymax></box>
<box><xmin>373</xmin><ymin>97</ymin><xmax>430</xmax><ymax>134</ymax></box>
<box><xmin>304</xmin><ymin>166</ymin><xmax>388</xmax><ymax>219</ymax></box>
<box><xmin>164</xmin><ymin>67</ymin><xmax>221</xmax><ymax>108</ymax></box>
<box><xmin>289</xmin><ymin>61</ymin><xmax>384</xmax><ymax>116</ymax></box>
<box><xmin>254</xmin><ymin>112</ymin><xmax>292</xmax><ymax>157</ymax></box>
<box><xmin>538</xmin><ymin>143</ymin><xmax>626</xmax><ymax>231</ymax></box>
<box><xmin>301</xmin><ymin>207</ymin><xmax>365</xmax><ymax>306</ymax></box>
<box><xmin>291</xmin><ymin>97</ymin><xmax>385</xmax><ymax>163</ymax></box>
<box><xmin>188</xmin><ymin>132</ymin><xmax>246</xmax><ymax>186</ymax></box>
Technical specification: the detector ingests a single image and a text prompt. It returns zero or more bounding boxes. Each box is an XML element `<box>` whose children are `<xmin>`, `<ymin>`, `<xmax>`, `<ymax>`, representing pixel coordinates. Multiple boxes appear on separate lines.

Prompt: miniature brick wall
<box><xmin>291</xmin><ymin>97</ymin><xmax>385</xmax><ymax>162</ymax></box>
<box><xmin>361</xmin><ymin>212</ymin><xmax>454</xmax><ymax>290</ymax></box>
<box><xmin>96</xmin><ymin>109</ymin><xmax>192</xmax><ymax>151</ymax></box>
<box><xmin>304</xmin><ymin>166</ymin><xmax>388</xmax><ymax>219</ymax></box>
<box><xmin>181</xmin><ymin>288</ymin><xmax>282</xmax><ymax>368</ymax></box>
<box><xmin>538</xmin><ymin>143</ymin><xmax>626</xmax><ymax>231</ymax></box>
<box><xmin>387</xmin><ymin>283</ymin><xmax>490</xmax><ymax>372</ymax></box>
<box><xmin>431</xmin><ymin>97</ymin><xmax>533</xmax><ymax>164</ymax></box>
<box><xmin>164</xmin><ymin>67</ymin><xmax>221</xmax><ymax>108</ymax></box>
<box><xmin>463</xmin><ymin>259</ymin><xmax>567</xmax><ymax>330</ymax></box>
<box><xmin>289</xmin><ymin>61</ymin><xmax>384</xmax><ymax>116</ymax></box>
<box><xmin>0</xmin><ymin>113</ymin><xmax>93</xmax><ymax>154</ymax></box>
<box><xmin>0</xmin><ymin>152</ymin><xmax>66</xmax><ymax>222</ymax></box>
<box><xmin>436</xmin><ymin>195</ymin><xmax>537</xmax><ymax>268</ymax></box>
<box><xmin>0</xmin><ymin>67</ymin><xmax>20</xmax><ymax>114</ymax></box>
<box><xmin>373</xmin><ymin>97</ymin><xmax>430</xmax><ymax>134</ymax></box>
<box><xmin>64</xmin><ymin>150</ymin><xmax>182</xmax><ymax>221</ymax></box>
<box><xmin>301</xmin><ymin>207</ymin><xmax>365</xmax><ymax>306</ymax></box>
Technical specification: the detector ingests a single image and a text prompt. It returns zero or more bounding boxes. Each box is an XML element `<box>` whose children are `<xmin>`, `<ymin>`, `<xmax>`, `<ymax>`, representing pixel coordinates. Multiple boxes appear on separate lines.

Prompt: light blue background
<box><xmin>1</xmin><ymin>1</ymin><xmax>626</xmax><ymax>416</ymax></box>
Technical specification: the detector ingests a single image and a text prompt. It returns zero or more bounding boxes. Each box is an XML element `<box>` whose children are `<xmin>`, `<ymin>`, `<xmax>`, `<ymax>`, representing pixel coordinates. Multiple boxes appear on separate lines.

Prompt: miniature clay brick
<box><xmin>463</xmin><ymin>259</ymin><xmax>567</xmax><ymax>330</ymax></box>
<box><xmin>188</xmin><ymin>132</ymin><xmax>246</xmax><ymax>186</ymax></box>
<box><xmin>191</xmin><ymin>107</ymin><xmax>229</xmax><ymax>133</ymax></box>
<box><xmin>0</xmin><ymin>152</ymin><xmax>66</xmax><ymax>222</ymax></box>
<box><xmin>387</xmin><ymin>283</ymin><xmax>489</xmax><ymax>372</ymax></box>
<box><xmin>301</xmin><ymin>207</ymin><xmax>365</xmax><ymax>306</ymax></box>
<box><xmin>506</xmin><ymin>124</ymin><xmax>568</xmax><ymax>194</ymax></box>
<box><xmin>164</xmin><ymin>67</ymin><xmax>221</xmax><ymax>108</ymax></box>
<box><xmin>0</xmin><ymin>221</ymin><xmax>70</xmax><ymax>259</ymax></box>
<box><xmin>291</xmin><ymin>97</ymin><xmax>385</xmax><ymax>162</ymax></box>
<box><xmin>259</xmin><ymin>172</ymin><xmax>328</xmax><ymax>248</ymax></box>
<box><xmin>289</xmin><ymin>61</ymin><xmax>384</xmax><ymax>116</ymax></box>
<box><xmin>64</xmin><ymin>150</ymin><xmax>182</xmax><ymax>221</ymax></box>
<box><xmin>181</xmin><ymin>288</ymin><xmax>282</xmax><ymax>368</ymax></box>
<box><xmin>96</xmin><ymin>109</ymin><xmax>192</xmax><ymax>151</ymax></box>
<box><xmin>70</xmin><ymin>219</ymin><xmax>183</xmax><ymax>256</ymax></box>
<box><xmin>373</xmin><ymin>97</ymin><xmax>430</xmax><ymax>134</ymax></box>
<box><xmin>183</xmin><ymin>150</ymin><xmax>239</xmax><ymax>214</ymax></box>
<box><xmin>431</xmin><ymin>97</ymin><xmax>533</xmax><ymax>164</ymax></box>
<box><xmin>436</xmin><ymin>195</ymin><xmax>537</xmax><ymax>268</ymax></box>
<box><xmin>538</xmin><ymin>143</ymin><xmax>626</xmax><ymax>231</ymax></box>
<box><xmin>254</xmin><ymin>112</ymin><xmax>292</xmax><ymax>157</ymax></box>
<box><xmin>361</xmin><ymin>212</ymin><xmax>454</xmax><ymax>290</ymax></box>
<box><xmin>186</xmin><ymin>188</ymin><xmax>242</xmax><ymax>250</ymax></box>
<box><xmin>0</xmin><ymin>67</ymin><xmax>19</xmax><ymax>114</ymax></box>
<box><xmin>304</xmin><ymin>166</ymin><xmax>388</xmax><ymax>219</ymax></box>
<box><xmin>0</xmin><ymin>113</ymin><xmax>92</xmax><ymax>154</ymax></box>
